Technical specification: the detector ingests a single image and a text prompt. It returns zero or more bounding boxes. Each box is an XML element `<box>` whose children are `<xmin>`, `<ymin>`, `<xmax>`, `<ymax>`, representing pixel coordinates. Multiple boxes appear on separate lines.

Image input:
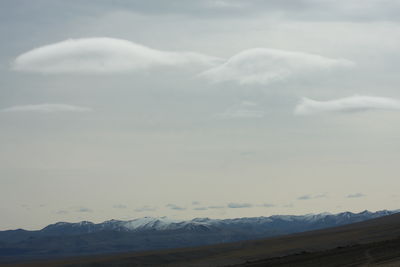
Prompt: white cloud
<box><xmin>216</xmin><ymin>101</ymin><xmax>264</xmax><ymax>119</ymax></box>
<box><xmin>201</xmin><ymin>48</ymin><xmax>354</xmax><ymax>85</ymax></box>
<box><xmin>295</xmin><ymin>95</ymin><xmax>400</xmax><ymax>115</ymax></box>
<box><xmin>1</xmin><ymin>104</ymin><xmax>92</xmax><ymax>113</ymax></box>
<box><xmin>13</xmin><ymin>37</ymin><xmax>222</xmax><ymax>74</ymax></box>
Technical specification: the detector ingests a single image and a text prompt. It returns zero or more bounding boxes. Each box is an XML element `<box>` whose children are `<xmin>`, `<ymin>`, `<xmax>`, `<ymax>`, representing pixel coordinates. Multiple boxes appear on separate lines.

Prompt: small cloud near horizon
<box><xmin>113</xmin><ymin>204</ymin><xmax>127</xmax><ymax>209</ymax></box>
<box><xmin>227</xmin><ymin>203</ymin><xmax>253</xmax><ymax>209</ymax></box>
<box><xmin>76</xmin><ymin>207</ymin><xmax>93</xmax><ymax>213</ymax></box>
<box><xmin>166</xmin><ymin>204</ymin><xmax>186</xmax><ymax>211</ymax></box>
<box><xmin>347</xmin><ymin>193</ymin><xmax>366</xmax><ymax>198</ymax></box>
<box><xmin>134</xmin><ymin>206</ymin><xmax>157</xmax><ymax>212</ymax></box>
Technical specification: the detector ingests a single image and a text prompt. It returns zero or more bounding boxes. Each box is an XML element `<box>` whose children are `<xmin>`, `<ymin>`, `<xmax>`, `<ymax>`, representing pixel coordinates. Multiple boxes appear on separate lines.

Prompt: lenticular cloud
<box><xmin>201</xmin><ymin>48</ymin><xmax>354</xmax><ymax>85</ymax></box>
<box><xmin>1</xmin><ymin>104</ymin><xmax>92</xmax><ymax>113</ymax></box>
<box><xmin>13</xmin><ymin>38</ymin><xmax>221</xmax><ymax>74</ymax></box>
<box><xmin>294</xmin><ymin>95</ymin><xmax>400</xmax><ymax>115</ymax></box>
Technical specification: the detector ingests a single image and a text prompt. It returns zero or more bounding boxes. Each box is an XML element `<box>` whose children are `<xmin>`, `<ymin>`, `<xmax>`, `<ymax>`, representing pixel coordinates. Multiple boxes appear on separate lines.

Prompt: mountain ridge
<box><xmin>0</xmin><ymin>209</ymin><xmax>398</xmax><ymax>263</ymax></box>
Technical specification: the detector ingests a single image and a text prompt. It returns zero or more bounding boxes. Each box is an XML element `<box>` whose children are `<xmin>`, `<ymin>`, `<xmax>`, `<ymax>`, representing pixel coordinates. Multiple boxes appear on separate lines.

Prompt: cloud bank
<box><xmin>13</xmin><ymin>38</ymin><xmax>221</xmax><ymax>74</ymax></box>
<box><xmin>201</xmin><ymin>48</ymin><xmax>354</xmax><ymax>85</ymax></box>
<box><xmin>1</xmin><ymin>104</ymin><xmax>92</xmax><ymax>113</ymax></box>
<box><xmin>295</xmin><ymin>95</ymin><xmax>400</xmax><ymax>115</ymax></box>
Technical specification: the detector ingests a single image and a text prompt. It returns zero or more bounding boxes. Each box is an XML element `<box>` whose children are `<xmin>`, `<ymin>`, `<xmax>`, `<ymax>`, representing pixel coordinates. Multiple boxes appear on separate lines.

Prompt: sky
<box><xmin>1</xmin><ymin>0</ymin><xmax>400</xmax><ymax>230</ymax></box>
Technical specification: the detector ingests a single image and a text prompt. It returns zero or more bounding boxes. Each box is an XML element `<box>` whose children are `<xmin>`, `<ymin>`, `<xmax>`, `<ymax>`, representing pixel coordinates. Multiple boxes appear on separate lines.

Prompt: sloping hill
<box><xmin>3</xmin><ymin>212</ymin><xmax>400</xmax><ymax>267</ymax></box>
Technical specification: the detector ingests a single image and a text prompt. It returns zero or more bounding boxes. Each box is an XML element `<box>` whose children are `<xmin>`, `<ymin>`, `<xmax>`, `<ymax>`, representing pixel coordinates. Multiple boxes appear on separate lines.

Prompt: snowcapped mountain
<box><xmin>0</xmin><ymin>209</ymin><xmax>398</xmax><ymax>261</ymax></box>
<box><xmin>39</xmin><ymin>209</ymin><xmax>398</xmax><ymax>235</ymax></box>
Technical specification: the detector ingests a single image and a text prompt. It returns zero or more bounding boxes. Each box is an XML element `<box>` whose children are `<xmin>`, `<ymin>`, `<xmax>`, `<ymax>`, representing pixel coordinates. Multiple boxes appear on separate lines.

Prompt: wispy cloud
<box><xmin>113</xmin><ymin>204</ymin><xmax>127</xmax><ymax>209</ymax></box>
<box><xmin>347</xmin><ymin>193</ymin><xmax>366</xmax><ymax>198</ymax></box>
<box><xmin>216</xmin><ymin>101</ymin><xmax>264</xmax><ymax>119</ymax></box>
<box><xmin>258</xmin><ymin>203</ymin><xmax>275</xmax><ymax>208</ymax></box>
<box><xmin>192</xmin><ymin>201</ymin><xmax>200</xmax><ymax>205</ymax></box>
<box><xmin>1</xmin><ymin>104</ymin><xmax>92</xmax><ymax>113</ymax></box>
<box><xmin>76</xmin><ymin>207</ymin><xmax>93</xmax><ymax>213</ymax></box>
<box><xmin>295</xmin><ymin>96</ymin><xmax>400</xmax><ymax>115</ymax></box>
<box><xmin>134</xmin><ymin>206</ymin><xmax>157</xmax><ymax>212</ymax></box>
<box><xmin>201</xmin><ymin>48</ymin><xmax>353</xmax><ymax>85</ymax></box>
<box><xmin>166</xmin><ymin>203</ymin><xmax>186</xmax><ymax>211</ymax></box>
<box><xmin>54</xmin><ymin>210</ymin><xmax>69</xmax><ymax>215</ymax></box>
<box><xmin>193</xmin><ymin>207</ymin><xmax>208</xmax><ymax>211</ymax></box>
<box><xmin>227</xmin><ymin>202</ymin><xmax>253</xmax><ymax>208</ymax></box>
<box><xmin>13</xmin><ymin>37</ymin><xmax>222</xmax><ymax>74</ymax></box>
<box><xmin>298</xmin><ymin>195</ymin><xmax>312</xmax><ymax>200</ymax></box>
<box><xmin>297</xmin><ymin>193</ymin><xmax>327</xmax><ymax>200</ymax></box>
<box><xmin>207</xmin><ymin>205</ymin><xmax>225</xmax><ymax>209</ymax></box>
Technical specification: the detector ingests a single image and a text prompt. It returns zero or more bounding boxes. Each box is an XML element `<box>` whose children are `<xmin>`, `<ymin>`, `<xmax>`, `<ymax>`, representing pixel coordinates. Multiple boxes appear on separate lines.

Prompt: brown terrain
<box><xmin>3</xmin><ymin>213</ymin><xmax>400</xmax><ymax>267</ymax></box>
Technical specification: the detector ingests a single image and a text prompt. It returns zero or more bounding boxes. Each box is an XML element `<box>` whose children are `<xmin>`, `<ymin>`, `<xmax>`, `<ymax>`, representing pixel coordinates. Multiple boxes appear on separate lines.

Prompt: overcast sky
<box><xmin>1</xmin><ymin>0</ymin><xmax>400</xmax><ymax>230</ymax></box>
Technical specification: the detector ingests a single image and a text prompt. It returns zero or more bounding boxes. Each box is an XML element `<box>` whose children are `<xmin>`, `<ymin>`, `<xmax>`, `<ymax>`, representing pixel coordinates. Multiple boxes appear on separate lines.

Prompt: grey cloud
<box><xmin>193</xmin><ymin>207</ymin><xmax>208</xmax><ymax>211</ymax></box>
<box><xmin>134</xmin><ymin>206</ymin><xmax>157</xmax><ymax>212</ymax></box>
<box><xmin>192</xmin><ymin>201</ymin><xmax>200</xmax><ymax>205</ymax></box>
<box><xmin>298</xmin><ymin>195</ymin><xmax>312</xmax><ymax>200</ymax></box>
<box><xmin>113</xmin><ymin>204</ymin><xmax>127</xmax><ymax>209</ymax></box>
<box><xmin>45</xmin><ymin>0</ymin><xmax>400</xmax><ymax>21</ymax></box>
<box><xmin>227</xmin><ymin>203</ymin><xmax>253</xmax><ymax>209</ymax></box>
<box><xmin>54</xmin><ymin>210</ymin><xmax>69</xmax><ymax>215</ymax></box>
<box><xmin>76</xmin><ymin>207</ymin><xmax>93</xmax><ymax>213</ymax></box>
<box><xmin>166</xmin><ymin>204</ymin><xmax>186</xmax><ymax>211</ymax></box>
<box><xmin>298</xmin><ymin>193</ymin><xmax>327</xmax><ymax>200</ymax></box>
<box><xmin>259</xmin><ymin>203</ymin><xmax>275</xmax><ymax>208</ymax></box>
<box><xmin>1</xmin><ymin>104</ymin><xmax>92</xmax><ymax>113</ymax></box>
<box><xmin>347</xmin><ymin>193</ymin><xmax>366</xmax><ymax>198</ymax></box>
<box><xmin>207</xmin><ymin>205</ymin><xmax>225</xmax><ymax>209</ymax></box>
<box><xmin>295</xmin><ymin>96</ymin><xmax>400</xmax><ymax>115</ymax></box>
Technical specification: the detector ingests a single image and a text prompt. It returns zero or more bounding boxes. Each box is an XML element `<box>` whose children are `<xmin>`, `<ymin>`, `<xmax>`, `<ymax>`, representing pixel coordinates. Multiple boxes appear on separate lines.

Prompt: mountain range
<box><xmin>0</xmin><ymin>209</ymin><xmax>398</xmax><ymax>263</ymax></box>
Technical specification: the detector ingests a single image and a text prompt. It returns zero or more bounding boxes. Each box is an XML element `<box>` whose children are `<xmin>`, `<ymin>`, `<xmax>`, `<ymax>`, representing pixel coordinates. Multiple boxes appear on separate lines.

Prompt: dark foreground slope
<box><xmin>3</xmin><ymin>213</ymin><xmax>400</xmax><ymax>267</ymax></box>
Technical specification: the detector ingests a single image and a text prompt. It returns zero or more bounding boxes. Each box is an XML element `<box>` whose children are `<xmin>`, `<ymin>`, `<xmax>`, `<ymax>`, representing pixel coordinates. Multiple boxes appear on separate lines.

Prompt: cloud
<box><xmin>298</xmin><ymin>193</ymin><xmax>327</xmax><ymax>200</ymax></box>
<box><xmin>193</xmin><ymin>207</ymin><xmax>208</xmax><ymax>211</ymax></box>
<box><xmin>1</xmin><ymin>104</ymin><xmax>92</xmax><ymax>113</ymax></box>
<box><xmin>166</xmin><ymin>204</ymin><xmax>186</xmax><ymax>211</ymax></box>
<box><xmin>216</xmin><ymin>101</ymin><xmax>264</xmax><ymax>119</ymax></box>
<box><xmin>113</xmin><ymin>204</ymin><xmax>127</xmax><ymax>209</ymax></box>
<box><xmin>258</xmin><ymin>203</ymin><xmax>275</xmax><ymax>208</ymax></box>
<box><xmin>295</xmin><ymin>96</ymin><xmax>400</xmax><ymax>115</ymax></box>
<box><xmin>54</xmin><ymin>210</ymin><xmax>69</xmax><ymax>215</ymax></box>
<box><xmin>347</xmin><ymin>193</ymin><xmax>366</xmax><ymax>198</ymax></box>
<box><xmin>201</xmin><ymin>48</ymin><xmax>353</xmax><ymax>85</ymax></box>
<box><xmin>227</xmin><ymin>202</ymin><xmax>253</xmax><ymax>208</ymax></box>
<box><xmin>134</xmin><ymin>206</ymin><xmax>157</xmax><ymax>212</ymax></box>
<box><xmin>207</xmin><ymin>205</ymin><xmax>225</xmax><ymax>209</ymax></box>
<box><xmin>76</xmin><ymin>207</ymin><xmax>93</xmax><ymax>213</ymax></box>
<box><xmin>192</xmin><ymin>201</ymin><xmax>200</xmax><ymax>205</ymax></box>
<box><xmin>13</xmin><ymin>37</ymin><xmax>222</xmax><ymax>74</ymax></box>
<box><xmin>298</xmin><ymin>195</ymin><xmax>312</xmax><ymax>200</ymax></box>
